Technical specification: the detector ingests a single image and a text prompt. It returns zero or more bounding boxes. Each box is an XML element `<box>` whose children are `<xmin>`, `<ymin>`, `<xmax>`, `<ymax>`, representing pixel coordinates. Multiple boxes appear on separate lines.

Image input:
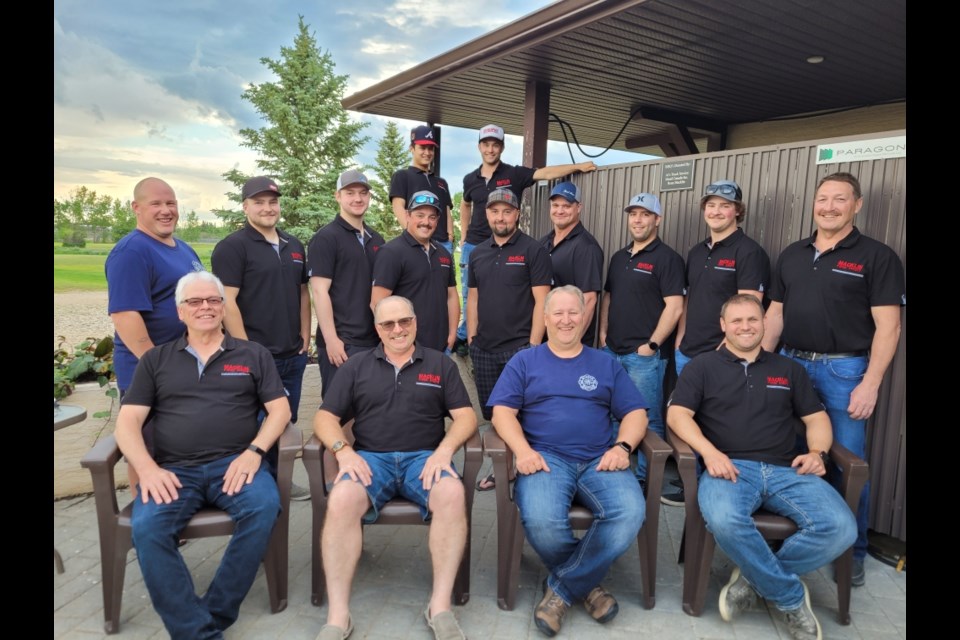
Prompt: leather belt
<box><xmin>782</xmin><ymin>347</ymin><xmax>868</xmax><ymax>361</ymax></box>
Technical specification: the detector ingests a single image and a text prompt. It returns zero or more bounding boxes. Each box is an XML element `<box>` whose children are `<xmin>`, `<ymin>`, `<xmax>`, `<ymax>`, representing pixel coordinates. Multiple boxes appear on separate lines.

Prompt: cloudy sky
<box><xmin>54</xmin><ymin>0</ymin><xmax>647</xmax><ymax>218</ymax></box>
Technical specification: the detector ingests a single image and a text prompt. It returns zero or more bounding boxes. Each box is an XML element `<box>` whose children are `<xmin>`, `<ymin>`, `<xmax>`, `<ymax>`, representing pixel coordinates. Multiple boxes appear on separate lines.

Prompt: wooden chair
<box><xmin>483</xmin><ymin>429</ymin><xmax>672</xmax><ymax>611</ymax></box>
<box><xmin>302</xmin><ymin>422</ymin><xmax>483</xmax><ymax>606</ymax></box>
<box><xmin>80</xmin><ymin>422</ymin><xmax>301</xmax><ymax>634</ymax></box>
<box><xmin>667</xmin><ymin>428</ymin><xmax>869</xmax><ymax>624</ymax></box>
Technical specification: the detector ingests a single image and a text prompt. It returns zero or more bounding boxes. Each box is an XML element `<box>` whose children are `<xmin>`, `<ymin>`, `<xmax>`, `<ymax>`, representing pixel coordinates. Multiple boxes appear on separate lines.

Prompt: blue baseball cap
<box><xmin>410</xmin><ymin>125</ymin><xmax>438</xmax><ymax>147</ymax></box>
<box><xmin>624</xmin><ymin>193</ymin><xmax>662</xmax><ymax>216</ymax></box>
<box><xmin>549</xmin><ymin>181</ymin><xmax>580</xmax><ymax>203</ymax></box>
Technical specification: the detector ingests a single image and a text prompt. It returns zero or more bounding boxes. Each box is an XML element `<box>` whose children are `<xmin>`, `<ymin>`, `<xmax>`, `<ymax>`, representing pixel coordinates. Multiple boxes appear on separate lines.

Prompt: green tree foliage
<box><xmin>217</xmin><ymin>17</ymin><xmax>368</xmax><ymax>242</ymax></box>
<box><xmin>54</xmin><ymin>187</ymin><xmax>135</xmax><ymax>243</ymax></box>
<box><xmin>367</xmin><ymin>121</ymin><xmax>409</xmax><ymax>239</ymax></box>
<box><xmin>451</xmin><ymin>191</ymin><xmax>463</xmax><ymax>246</ymax></box>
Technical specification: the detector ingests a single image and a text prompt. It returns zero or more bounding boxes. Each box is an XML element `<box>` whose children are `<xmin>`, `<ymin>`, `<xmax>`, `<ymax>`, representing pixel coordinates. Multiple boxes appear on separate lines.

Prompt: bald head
<box><xmin>133</xmin><ymin>177</ymin><xmax>175</xmax><ymax>202</ymax></box>
<box><xmin>132</xmin><ymin>177</ymin><xmax>179</xmax><ymax>243</ymax></box>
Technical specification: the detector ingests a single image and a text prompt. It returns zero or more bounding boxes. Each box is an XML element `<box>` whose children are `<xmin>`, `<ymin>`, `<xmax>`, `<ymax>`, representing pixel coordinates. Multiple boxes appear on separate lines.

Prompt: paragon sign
<box><xmin>816</xmin><ymin>135</ymin><xmax>906</xmax><ymax>164</ymax></box>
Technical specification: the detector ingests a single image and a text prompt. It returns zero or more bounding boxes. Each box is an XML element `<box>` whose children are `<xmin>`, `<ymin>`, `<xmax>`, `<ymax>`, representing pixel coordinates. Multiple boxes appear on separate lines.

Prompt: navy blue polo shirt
<box><xmin>680</xmin><ymin>228</ymin><xmax>770</xmax><ymax>357</ymax></box>
<box><xmin>769</xmin><ymin>227</ymin><xmax>906</xmax><ymax>353</ymax></box>
<box><xmin>468</xmin><ymin>230</ymin><xmax>553</xmax><ymax>353</ymax></box>
<box><xmin>540</xmin><ymin>222</ymin><xmax>604</xmax><ymax>345</ymax></box>
<box><xmin>211</xmin><ymin>224</ymin><xmax>308</xmax><ymax>358</ymax></box>
<box><xmin>372</xmin><ymin>231</ymin><xmax>457</xmax><ymax>351</ymax></box>
<box><xmin>389</xmin><ymin>166</ymin><xmax>453</xmax><ymax>242</ymax></box>
<box><xmin>669</xmin><ymin>346</ymin><xmax>825</xmax><ymax>467</ymax></box>
<box><xmin>122</xmin><ymin>333</ymin><xmax>286</xmax><ymax>467</ymax></box>
<box><xmin>319</xmin><ymin>344</ymin><xmax>472</xmax><ymax>452</ymax></box>
<box><xmin>307</xmin><ymin>216</ymin><xmax>385</xmax><ymax>347</ymax></box>
<box><xmin>462</xmin><ymin>162</ymin><xmax>537</xmax><ymax>244</ymax></box>
<box><xmin>604</xmin><ymin>238</ymin><xmax>686</xmax><ymax>354</ymax></box>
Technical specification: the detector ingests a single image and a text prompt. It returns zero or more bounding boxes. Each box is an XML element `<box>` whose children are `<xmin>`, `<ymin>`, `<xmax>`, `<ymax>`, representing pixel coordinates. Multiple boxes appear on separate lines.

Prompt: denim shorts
<box><xmin>337</xmin><ymin>450</ymin><xmax>457</xmax><ymax>523</ymax></box>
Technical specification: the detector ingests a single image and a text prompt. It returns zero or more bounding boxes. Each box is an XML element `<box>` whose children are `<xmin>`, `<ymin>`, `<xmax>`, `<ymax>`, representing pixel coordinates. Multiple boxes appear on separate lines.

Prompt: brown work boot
<box><xmin>583</xmin><ymin>585</ymin><xmax>619</xmax><ymax>624</ymax></box>
<box><xmin>534</xmin><ymin>585</ymin><xmax>569</xmax><ymax>637</ymax></box>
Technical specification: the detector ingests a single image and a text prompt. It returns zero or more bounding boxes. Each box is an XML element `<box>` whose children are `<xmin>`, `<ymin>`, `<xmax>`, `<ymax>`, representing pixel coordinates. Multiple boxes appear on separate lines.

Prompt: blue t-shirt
<box><xmin>105</xmin><ymin>230</ymin><xmax>203</xmax><ymax>389</ymax></box>
<box><xmin>488</xmin><ymin>344</ymin><xmax>648</xmax><ymax>462</ymax></box>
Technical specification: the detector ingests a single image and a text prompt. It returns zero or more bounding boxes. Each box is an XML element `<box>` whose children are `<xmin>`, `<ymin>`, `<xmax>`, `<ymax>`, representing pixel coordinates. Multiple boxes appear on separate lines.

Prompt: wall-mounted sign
<box><xmin>660</xmin><ymin>160</ymin><xmax>694</xmax><ymax>191</ymax></box>
<box><xmin>816</xmin><ymin>135</ymin><xmax>906</xmax><ymax>165</ymax></box>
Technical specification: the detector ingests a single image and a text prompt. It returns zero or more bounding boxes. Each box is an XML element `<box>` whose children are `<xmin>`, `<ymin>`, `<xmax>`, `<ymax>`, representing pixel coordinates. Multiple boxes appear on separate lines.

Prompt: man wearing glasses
<box><xmin>314</xmin><ymin>296</ymin><xmax>477</xmax><ymax>640</ymax></box>
<box><xmin>372</xmin><ymin>190</ymin><xmax>459</xmax><ymax>352</ymax></box>
<box><xmin>115</xmin><ymin>271</ymin><xmax>291</xmax><ymax>639</ymax></box>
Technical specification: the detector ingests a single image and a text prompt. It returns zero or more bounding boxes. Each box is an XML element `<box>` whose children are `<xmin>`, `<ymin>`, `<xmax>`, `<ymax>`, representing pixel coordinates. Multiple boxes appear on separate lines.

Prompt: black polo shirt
<box><xmin>468</xmin><ymin>230</ymin><xmax>553</xmax><ymax>353</ymax></box>
<box><xmin>680</xmin><ymin>228</ymin><xmax>770</xmax><ymax>357</ymax></box>
<box><xmin>122</xmin><ymin>333</ymin><xmax>286</xmax><ymax>467</ymax></box>
<box><xmin>389</xmin><ymin>166</ymin><xmax>453</xmax><ymax>243</ymax></box>
<box><xmin>372</xmin><ymin>231</ymin><xmax>457</xmax><ymax>351</ymax></box>
<box><xmin>211</xmin><ymin>224</ymin><xmax>307</xmax><ymax>359</ymax></box>
<box><xmin>319</xmin><ymin>344</ymin><xmax>472</xmax><ymax>452</ymax></box>
<box><xmin>769</xmin><ymin>227</ymin><xmax>906</xmax><ymax>353</ymax></box>
<box><xmin>307</xmin><ymin>216</ymin><xmax>385</xmax><ymax>347</ymax></box>
<box><xmin>541</xmin><ymin>222</ymin><xmax>605</xmax><ymax>345</ymax></box>
<box><xmin>669</xmin><ymin>346</ymin><xmax>825</xmax><ymax>467</ymax></box>
<box><xmin>604</xmin><ymin>238</ymin><xmax>686</xmax><ymax>354</ymax></box>
<box><xmin>462</xmin><ymin>162</ymin><xmax>537</xmax><ymax>244</ymax></box>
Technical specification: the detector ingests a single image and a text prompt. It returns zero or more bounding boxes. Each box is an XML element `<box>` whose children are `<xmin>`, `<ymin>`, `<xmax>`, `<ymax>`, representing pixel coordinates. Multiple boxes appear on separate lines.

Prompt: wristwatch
<box><xmin>815</xmin><ymin>450</ymin><xmax>830</xmax><ymax>465</ymax></box>
<box><xmin>647</xmin><ymin>340</ymin><xmax>659</xmax><ymax>352</ymax></box>
<box><xmin>615</xmin><ymin>441</ymin><xmax>632</xmax><ymax>454</ymax></box>
<box><xmin>247</xmin><ymin>443</ymin><xmax>267</xmax><ymax>457</ymax></box>
<box><xmin>331</xmin><ymin>440</ymin><xmax>347</xmax><ymax>453</ymax></box>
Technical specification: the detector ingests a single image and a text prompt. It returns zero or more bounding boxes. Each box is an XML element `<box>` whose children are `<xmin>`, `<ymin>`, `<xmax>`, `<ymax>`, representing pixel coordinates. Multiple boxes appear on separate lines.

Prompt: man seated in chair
<box><xmin>666</xmin><ymin>293</ymin><xmax>857</xmax><ymax>640</ymax></box>
<box><xmin>115</xmin><ymin>271</ymin><xmax>292</xmax><ymax>640</ymax></box>
<box><xmin>488</xmin><ymin>285</ymin><xmax>648</xmax><ymax>637</ymax></box>
<box><xmin>313</xmin><ymin>295</ymin><xmax>477</xmax><ymax>640</ymax></box>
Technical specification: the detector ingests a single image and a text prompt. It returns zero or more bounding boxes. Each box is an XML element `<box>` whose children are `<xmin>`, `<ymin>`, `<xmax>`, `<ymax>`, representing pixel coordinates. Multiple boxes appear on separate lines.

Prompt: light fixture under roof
<box><xmin>806</xmin><ymin>55</ymin><xmax>825</xmax><ymax>64</ymax></box>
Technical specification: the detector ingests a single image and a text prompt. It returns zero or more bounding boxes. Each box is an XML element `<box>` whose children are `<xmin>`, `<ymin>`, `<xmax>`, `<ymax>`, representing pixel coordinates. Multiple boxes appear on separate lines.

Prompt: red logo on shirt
<box><xmin>767</xmin><ymin>376</ymin><xmax>789</xmax><ymax>386</ymax></box>
<box><xmin>418</xmin><ymin>373</ymin><xmax>441</xmax><ymax>384</ymax></box>
<box><xmin>636</xmin><ymin>262</ymin><xmax>654</xmax><ymax>271</ymax></box>
<box><xmin>717</xmin><ymin>258</ymin><xmax>736</xmax><ymax>268</ymax></box>
<box><xmin>223</xmin><ymin>364</ymin><xmax>251</xmax><ymax>374</ymax></box>
<box><xmin>496</xmin><ymin>179</ymin><xmax>511</xmax><ymax>187</ymax></box>
<box><xmin>372</xmin><ymin>245</ymin><xmax>380</xmax><ymax>252</ymax></box>
<box><xmin>507</xmin><ymin>255</ymin><xmax>526</xmax><ymax>264</ymax></box>
<box><xmin>836</xmin><ymin>260</ymin><xmax>864</xmax><ymax>273</ymax></box>
<box><xmin>438</xmin><ymin>256</ymin><xmax>452</xmax><ymax>265</ymax></box>
<box><xmin>291</xmin><ymin>252</ymin><xmax>304</xmax><ymax>260</ymax></box>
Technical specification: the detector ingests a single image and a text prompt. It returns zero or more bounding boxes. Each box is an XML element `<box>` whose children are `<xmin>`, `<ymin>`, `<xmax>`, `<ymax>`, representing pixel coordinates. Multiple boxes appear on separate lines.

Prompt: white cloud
<box><xmin>378</xmin><ymin>0</ymin><xmax>524</xmax><ymax>30</ymax></box>
<box><xmin>360</xmin><ymin>39</ymin><xmax>412</xmax><ymax>56</ymax></box>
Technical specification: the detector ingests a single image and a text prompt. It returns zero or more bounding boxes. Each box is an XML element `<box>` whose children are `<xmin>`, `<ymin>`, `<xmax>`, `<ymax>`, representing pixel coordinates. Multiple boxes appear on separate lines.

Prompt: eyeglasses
<box><xmin>377</xmin><ymin>316</ymin><xmax>414</xmax><ymax>331</ymax></box>
<box><xmin>705</xmin><ymin>183</ymin><xmax>742</xmax><ymax>200</ymax></box>
<box><xmin>182</xmin><ymin>297</ymin><xmax>224</xmax><ymax>308</ymax></box>
<box><xmin>411</xmin><ymin>194</ymin><xmax>439</xmax><ymax>206</ymax></box>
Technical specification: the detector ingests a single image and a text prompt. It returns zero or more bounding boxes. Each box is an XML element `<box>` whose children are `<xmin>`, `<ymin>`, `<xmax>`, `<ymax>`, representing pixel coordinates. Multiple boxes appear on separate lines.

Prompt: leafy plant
<box><xmin>54</xmin><ymin>336</ymin><xmax>117</xmax><ymax>418</ymax></box>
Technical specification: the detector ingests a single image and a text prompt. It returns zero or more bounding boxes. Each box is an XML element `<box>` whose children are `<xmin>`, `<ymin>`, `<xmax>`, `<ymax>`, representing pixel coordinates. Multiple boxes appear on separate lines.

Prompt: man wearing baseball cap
<box><xmin>212</xmin><ymin>176</ymin><xmax>312</xmax><ymax>499</ymax></box>
<box><xmin>389</xmin><ymin>125</ymin><xmax>455</xmax><ymax>255</ymax></box>
<box><xmin>599</xmin><ymin>192</ymin><xmax>685</xmax><ymax>492</ymax></box>
<box><xmin>307</xmin><ymin>170</ymin><xmax>385</xmax><ymax>394</ymax></box>
<box><xmin>371</xmin><ymin>190</ymin><xmax>459</xmax><ymax>352</ymax></box>
<box><xmin>539</xmin><ymin>181</ymin><xmax>604</xmax><ymax>346</ymax></box>
<box><xmin>467</xmin><ymin>188</ymin><xmax>552</xmax><ymax>430</ymax></box>
<box><xmin>454</xmin><ymin>124</ymin><xmax>598</xmax><ymax>356</ymax></box>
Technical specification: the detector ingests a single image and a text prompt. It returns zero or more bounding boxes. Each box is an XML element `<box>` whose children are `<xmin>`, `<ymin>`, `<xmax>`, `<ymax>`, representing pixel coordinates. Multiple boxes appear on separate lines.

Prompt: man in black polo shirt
<box><xmin>454</xmin><ymin>124</ymin><xmax>596</xmax><ymax>354</ymax></box>
<box><xmin>314</xmin><ymin>296</ymin><xmax>477</xmax><ymax>640</ymax></box>
<box><xmin>762</xmin><ymin>172</ymin><xmax>905</xmax><ymax>586</ymax></box>
<box><xmin>667</xmin><ymin>294</ymin><xmax>856</xmax><ymax>640</ymax></box>
<box><xmin>539</xmin><ymin>181</ymin><xmax>604</xmax><ymax>346</ymax></box>
<box><xmin>308</xmin><ymin>169</ymin><xmax>385</xmax><ymax>395</ymax></box>
<box><xmin>389</xmin><ymin>124</ymin><xmax>455</xmax><ymax>254</ymax></box>
<box><xmin>211</xmin><ymin>176</ymin><xmax>311</xmax><ymax>499</ymax></box>
<box><xmin>372</xmin><ymin>190</ymin><xmax>458</xmax><ymax>352</ymax></box>
<box><xmin>116</xmin><ymin>271</ymin><xmax>291</xmax><ymax>639</ymax></box>
<box><xmin>599</xmin><ymin>192</ymin><xmax>685</xmax><ymax>490</ymax></box>
<box><xmin>467</xmin><ymin>188</ymin><xmax>553</xmax><ymax>424</ymax></box>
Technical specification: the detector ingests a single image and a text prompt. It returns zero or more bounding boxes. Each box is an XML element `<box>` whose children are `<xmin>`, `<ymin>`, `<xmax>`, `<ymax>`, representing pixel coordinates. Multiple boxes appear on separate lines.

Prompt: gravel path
<box><xmin>54</xmin><ymin>291</ymin><xmax>114</xmax><ymax>350</ymax></box>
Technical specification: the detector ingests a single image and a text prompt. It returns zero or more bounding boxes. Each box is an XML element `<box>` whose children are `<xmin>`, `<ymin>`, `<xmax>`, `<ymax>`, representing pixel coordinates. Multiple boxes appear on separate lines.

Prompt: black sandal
<box><xmin>475</xmin><ymin>472</ymin><xmax>496</xmax><ymax>491</ymax></box>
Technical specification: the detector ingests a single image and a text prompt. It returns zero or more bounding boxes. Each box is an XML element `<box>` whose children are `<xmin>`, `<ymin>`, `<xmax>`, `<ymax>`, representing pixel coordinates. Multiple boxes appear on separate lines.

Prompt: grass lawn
<box><xmin>54</xmin><ymin>242</ymin><xmax>216</xmax><ymax>292</ymax></box>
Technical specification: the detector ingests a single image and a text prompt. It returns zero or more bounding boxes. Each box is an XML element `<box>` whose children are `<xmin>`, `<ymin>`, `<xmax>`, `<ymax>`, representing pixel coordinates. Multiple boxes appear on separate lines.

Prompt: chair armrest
<box><xmin>276</xmin><ymin>422</ymin><xmax>302</xmax><ymax>463</ymax></box>
<box><xmin>639</xmin><ymin>429</ymin><xmax>672</xmax><ymax>463</ymax></box>
<box><xmin>666</xmin><ymin>427</ymin><xmax>700</xmax><ymax>495</ymax></box>
<box><xmin>464</xmin><ymin>429</ymin><xmax>483</xmax><ymax>463</ymax></box>
<box><xmin>303</xmin><ymin>434</ymin><xmax>334</xmax><ymax>498</ymax></box>
<box><xmin>482</xmin><ymin>429</ymin><xmax>513</xmax><ymax>467</ymax></box>
<box><xmin>827</xmin><ymin>441</ymin><xmax>869</xmax><ymax>513</ymax></box>
<box><xmin>79</xmin><ymin>434</ymin><xmax>123</xmax><ymax>524</ymax></box>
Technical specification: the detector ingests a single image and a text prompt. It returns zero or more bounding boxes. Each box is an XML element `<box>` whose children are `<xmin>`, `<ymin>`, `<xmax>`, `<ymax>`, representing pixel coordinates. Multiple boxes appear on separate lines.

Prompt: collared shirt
<box><xmin>540</xmin><ymin>222</ymin><xmax>604</xmax><ymax>345</ymax></box>
<box><xmin>371</xmin><ymin>231</ymin><xmax>456</xmax><ymax>351</ymax></box>
<box><xmin>211</xmin><ymin>223</ymin><xmax>308</xmax><ymax>358</ymax></box>
<box><xmin>769</xmin><ymin>227</ymin><xmax>906</xmax><ymax>353</ymax></box>
<box><xmin>462</xmin><ymin>162</ymin><xmax>537</xmax><ymax>244</ymax></box>
<box><xmin>669</xmin><ymin>346</ymin><xmax>825</xmax><ymax>467</ymax></box>
<box><xmin>319</xmin><ymin>344</ymin><xmax>472</xmax><ymax>452</ymax></box>
<box><xmin>307</xmin><ymin>216</ymin><xmax>385</xmax><ymax>347</ymax></box>
<box><xmin>389</xmin><ymin>166</ymin><xmax>453</xmax><ymax>242</ymax></box>
<box><xmin>468</xmin><ymin>230</ymin><xmax>553</xmax><ymax>353</ymax></box>
<box><xmin>680</xmin><ymin>228</ymin><xmax>770</xmax><ymax>357</ymax></box>
<box><xmin>122</xmin><ymin>333</ymin><xmax>286</xmax><ymax>467</ymax></box>
<box><xmin>604</xmin><ymin>237</ymin><xmax>686</xmax><ymax>354</ymax></box>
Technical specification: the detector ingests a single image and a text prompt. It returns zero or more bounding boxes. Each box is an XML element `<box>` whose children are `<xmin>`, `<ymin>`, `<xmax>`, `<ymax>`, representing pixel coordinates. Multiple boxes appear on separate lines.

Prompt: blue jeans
<box><xmin>456</xmin><ymin>241</ymin><xmax>476</xmax><ymax>341</ymax></box>
<box><xmin>438</xmin><ymin>240</ymin><xmax>453</xmax><ymax>255</ymax></box>
<box><xmin>274</xmin><ymin>352</ymin><xmax>308</xmax><ymax>423</ymax></box>
<box><xmin>674</xmin><ymin>348</ymin><xmax>693</xmax><ymax>376</ymax></box>
<box><xmin>131</xmin><ymin>454</ymin><xmax>281</xmax><ymax>639</ymax></box>
<box><xmin>515</xmin><ymin>451</ymin><xmax>645</xmax><ymax>604</ymax></box>
<box><xmin>602</xmin><ymin>346</ymin><xmax>665</xmax><ymax>481</ymax></box>
<box><xmin>317</xmin><ymin>342</ymin><xmax>374</xmax><ymax>397</ymax></box>
<box><xmin>699</xmin><ymin>460</ymin><xmax>856</xmax><ymax>611</ymax></box>
<box><xmin>781</xmin><ymin>351</ymin><xmax>870</xmax><ymax>560</ymax></box>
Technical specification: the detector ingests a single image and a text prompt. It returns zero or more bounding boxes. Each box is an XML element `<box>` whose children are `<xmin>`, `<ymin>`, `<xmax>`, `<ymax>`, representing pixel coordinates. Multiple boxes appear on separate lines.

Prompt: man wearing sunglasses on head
<box><xmin>372</xmin><ymin>190</ymin><xmax>459</xmax><ymax>353</ymax></box>
<box><xmin>314</xmin><ymin>296</ymin><xmax>477</xmax><ymax>640</ymax></box>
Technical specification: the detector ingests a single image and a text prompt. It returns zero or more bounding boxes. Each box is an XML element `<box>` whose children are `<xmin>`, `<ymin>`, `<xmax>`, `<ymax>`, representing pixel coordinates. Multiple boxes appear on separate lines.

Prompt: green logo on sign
<box><xmin>819</xmin><ymin>148</ymin><xmax>834</xmax><ymax>161</ymax></box>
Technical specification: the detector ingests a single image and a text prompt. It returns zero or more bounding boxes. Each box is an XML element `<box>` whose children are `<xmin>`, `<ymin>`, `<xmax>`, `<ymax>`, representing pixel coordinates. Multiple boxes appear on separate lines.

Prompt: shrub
<box><xmin>61</xmin><ymin>231</ymin><xmax>87</xmax><ymax>248</ymax></box>
<box><xmin>54</xmin><ymin>336</ymin><xmax>117</xmax><ymax>412</ymax></box>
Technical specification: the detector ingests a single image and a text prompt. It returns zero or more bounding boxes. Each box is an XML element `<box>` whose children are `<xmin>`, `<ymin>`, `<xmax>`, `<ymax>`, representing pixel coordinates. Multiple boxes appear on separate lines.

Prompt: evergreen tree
<box><xmin>367</xmin><ymin>121</ymin><xmax>410</xmax><ymax>239</ymax></box>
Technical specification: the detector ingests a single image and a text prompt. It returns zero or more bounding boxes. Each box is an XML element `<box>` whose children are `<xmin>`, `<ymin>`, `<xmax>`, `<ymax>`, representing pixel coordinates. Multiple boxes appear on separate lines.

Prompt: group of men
<box><xmin>104</xmin><ymin>115</ymin><xmax>903</xmax><ymax>640</ymax></box>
